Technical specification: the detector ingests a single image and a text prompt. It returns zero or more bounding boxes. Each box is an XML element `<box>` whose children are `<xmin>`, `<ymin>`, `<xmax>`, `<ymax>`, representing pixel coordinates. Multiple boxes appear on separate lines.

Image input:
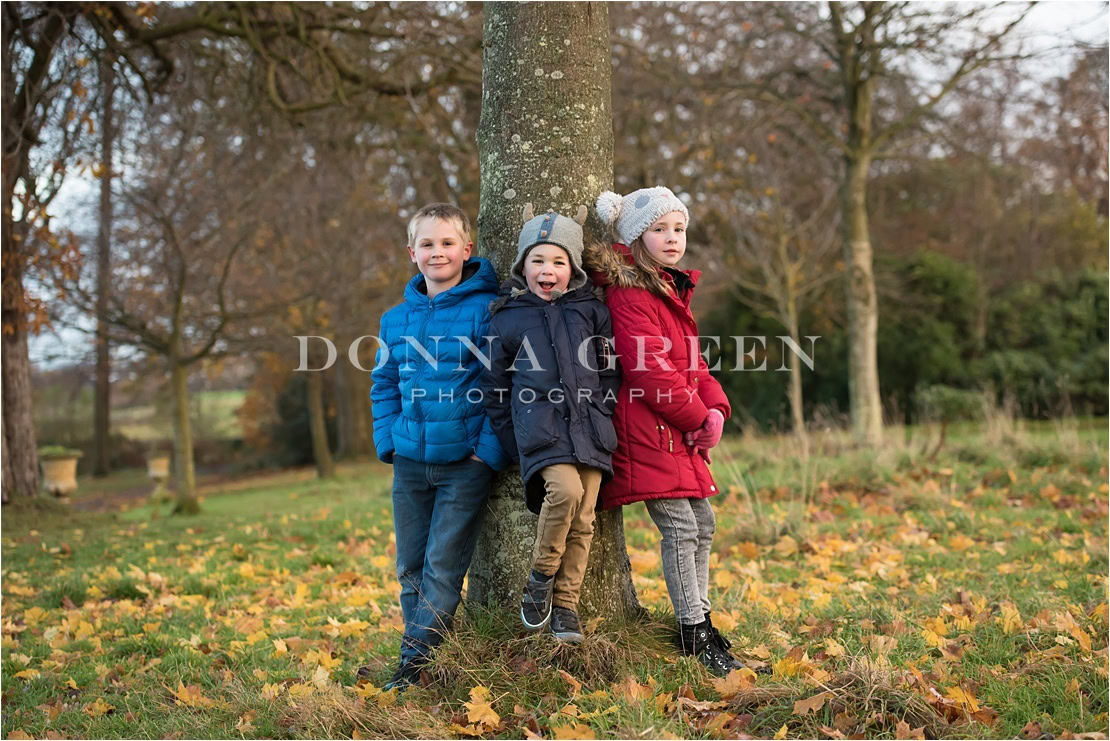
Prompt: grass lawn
<box><xmin>1</xmin><ymin>422</ymin><xmax>1107</xmax><ymax>739</ymax></box>
<box><xmin>112</xmin><ymin>390</ymin><xmax>247</xmax><ymax>443</ymax></box>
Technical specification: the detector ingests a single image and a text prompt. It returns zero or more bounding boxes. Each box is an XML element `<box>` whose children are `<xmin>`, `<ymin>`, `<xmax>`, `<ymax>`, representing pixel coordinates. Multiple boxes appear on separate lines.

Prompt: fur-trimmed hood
<box><xmin>583</xmin><ymin>241</ymin><xmax>700</xmax><ymax>297</ymax></box>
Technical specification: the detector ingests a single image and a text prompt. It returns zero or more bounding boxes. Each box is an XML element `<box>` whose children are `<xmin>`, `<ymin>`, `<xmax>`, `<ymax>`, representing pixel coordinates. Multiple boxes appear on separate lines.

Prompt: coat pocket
<box><xmin>517</xmin><ymin>403</ymin><xmax>559</xmax><ymax>455</ymax></box>
<box><xmin>649</xmin><ymin>412</ymin><xmax>674</xmax><ymax>453</ymax></box>
<box><xmin>587</xmin><ymin>403</ymin><xmax>618</xmax><ymax>453</ymax></box>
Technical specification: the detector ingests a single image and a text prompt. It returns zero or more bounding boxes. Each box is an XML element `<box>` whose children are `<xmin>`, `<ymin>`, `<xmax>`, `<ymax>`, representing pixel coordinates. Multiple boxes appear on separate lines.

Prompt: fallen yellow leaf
<box><xmin>793</xmin><ymin>691</ymin><xmax>830</xmax><ymax>716</ymax></box>
<box><xmin>558</xmin><ymin>669</ymin><xmax>582</xmax><ymax>695</ymax></box>
<box><xmin>774</xmin><ymin>536</ymin><xmax>799</xmax><ymax>558</ymax></box>
<box><xmin>617</xmin><ymin>676</ymin><xmax>653</xmax><ymax>701</ymax></box>
<box><xmin>711</xmin><ymin>668</ymin><xmax>756</xmax><ymax>698</ymax></box>
<box><xmin>948</xmin><ymin>534</ymin><xmax>975</xmax><ymax>551</ymax></box>
<box><xmin>705</xmin><ymin>712</ymin><xmax>736</xmax><ymax>735</ymax></box>
<box><xmin>288</xmin><ymin>683</ymin><xmax>315</xmax><ymax>700</ymax></box>
<box><xmin>83</xmin><ymin>697</ymin><xmax>115</xmax><ymax>717</ymax></box>
<box><xmin>552</xmin><ymin>723</ymin><xmax>595</xmax><ymax>740</ymax></box>
<box><xmin>171</xmin><ymin>682</ymin><xmax>215</xmax><ymax>708</ymax></box>
<box><xmin>464</xmin><ymin>686</ymin><xmax>500</xmax><ymax>729</ymax></box>
<box><xmin>944</xmin><ymin>686</ymin><xmax>981</xmax><ymax>713</ymax></box>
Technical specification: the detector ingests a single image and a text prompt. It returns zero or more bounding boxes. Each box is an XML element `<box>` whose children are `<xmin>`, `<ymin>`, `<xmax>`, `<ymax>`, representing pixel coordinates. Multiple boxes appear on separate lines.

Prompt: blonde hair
<box><xmin>406</xmin><ymin>203</ymin><xmax>472</xmax><ymax>246</ymax></box>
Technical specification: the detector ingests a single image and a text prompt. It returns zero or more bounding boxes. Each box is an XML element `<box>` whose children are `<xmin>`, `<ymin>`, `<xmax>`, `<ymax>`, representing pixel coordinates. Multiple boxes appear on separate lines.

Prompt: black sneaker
<box><xmin>520</xmin><ymin>570</ymin><xmax>554</xmax><ymax>631</ymax></box>
<box><xmin>549</xmin><ymin>606</ymin><xmax>585</xmax><ymax>644</ymax></box>
<box><xmin>381</xmin><ymin>659</ymin><xmax>425</xmax><ymax>691</ymax></box>
<box><xmin>678</xmin><ymin>620</ymin><xmax>734</xmax><ymax>677</ymax></box>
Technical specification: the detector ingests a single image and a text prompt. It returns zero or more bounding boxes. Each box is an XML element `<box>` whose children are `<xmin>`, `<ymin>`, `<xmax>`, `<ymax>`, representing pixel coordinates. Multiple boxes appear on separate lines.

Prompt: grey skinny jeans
<box><xmin>644</xmin><ymin>496</ymin><xmax>716</xmax><ymax>625</ymax></box>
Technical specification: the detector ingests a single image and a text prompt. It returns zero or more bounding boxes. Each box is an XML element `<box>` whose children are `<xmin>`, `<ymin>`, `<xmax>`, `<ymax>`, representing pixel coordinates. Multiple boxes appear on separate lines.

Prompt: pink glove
<box><xmin>684</xmin><ymin>409</ymin><xmax>725</xmax><ymax>460</ymax></box>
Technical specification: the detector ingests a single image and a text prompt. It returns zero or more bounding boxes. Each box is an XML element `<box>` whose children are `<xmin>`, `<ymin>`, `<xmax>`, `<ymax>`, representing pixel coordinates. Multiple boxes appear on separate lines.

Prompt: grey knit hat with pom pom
<box><xmin>595</xmin><ymin>186</ymin><xmax>690</xmax><ymax>246</ymax></box>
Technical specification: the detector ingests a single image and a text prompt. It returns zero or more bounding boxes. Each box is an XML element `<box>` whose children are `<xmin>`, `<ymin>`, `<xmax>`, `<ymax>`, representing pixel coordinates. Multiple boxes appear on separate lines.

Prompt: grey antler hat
<box><xmin>511</xmin><ymin>203</ymin><xmax>589</xmax><ymax>292</ymax></box>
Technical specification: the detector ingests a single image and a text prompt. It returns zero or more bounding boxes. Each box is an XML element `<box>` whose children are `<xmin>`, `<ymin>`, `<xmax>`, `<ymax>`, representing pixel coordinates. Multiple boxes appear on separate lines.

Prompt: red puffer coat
<box><xmin>588</xmin><ymin>243</ymin><xmax>732</xmax><ymax>509</ymax></box>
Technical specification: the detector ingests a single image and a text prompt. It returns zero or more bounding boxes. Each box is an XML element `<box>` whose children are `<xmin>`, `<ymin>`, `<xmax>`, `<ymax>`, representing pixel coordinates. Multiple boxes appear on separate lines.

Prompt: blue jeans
<box><xmin>391</xmin><ymin>454</ymin><xmax>494</xmax><ymax>664</ymax></box>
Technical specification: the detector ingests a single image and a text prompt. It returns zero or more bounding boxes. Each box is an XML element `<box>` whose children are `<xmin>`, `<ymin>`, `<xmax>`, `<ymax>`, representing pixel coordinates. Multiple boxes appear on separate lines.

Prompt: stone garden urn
<box><xmin>39</xmin><ymin>447</ymin><xmax>83</xmax><ymax>499</ymax></box>
<box><xmin>147</xmin><ymin>452</ymin><xmax>172</xmax><ymax>503</ymax></box>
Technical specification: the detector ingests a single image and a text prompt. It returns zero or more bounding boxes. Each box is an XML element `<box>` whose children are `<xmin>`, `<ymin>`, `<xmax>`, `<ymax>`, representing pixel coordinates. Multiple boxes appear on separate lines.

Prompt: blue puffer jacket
<box><xmin>371</xmin><ymin>257</ymin><xmax>509</xmax><ymax>470</ymax></box>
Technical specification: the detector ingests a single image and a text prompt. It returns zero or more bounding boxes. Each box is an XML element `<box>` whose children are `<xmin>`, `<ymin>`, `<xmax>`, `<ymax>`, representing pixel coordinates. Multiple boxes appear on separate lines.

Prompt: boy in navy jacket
<box><xmin>481</xmin><ymin>205</ymin><xmax>619</xmax><ymax>644</ymax></box>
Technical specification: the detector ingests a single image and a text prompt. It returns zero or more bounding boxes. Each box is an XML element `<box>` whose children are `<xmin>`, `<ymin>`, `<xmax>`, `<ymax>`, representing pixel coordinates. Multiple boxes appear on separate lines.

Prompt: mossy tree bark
<box><xmin>468</xmin><ymin>1</ymin><xmax>640</xmax><ymax>620</ymax></box>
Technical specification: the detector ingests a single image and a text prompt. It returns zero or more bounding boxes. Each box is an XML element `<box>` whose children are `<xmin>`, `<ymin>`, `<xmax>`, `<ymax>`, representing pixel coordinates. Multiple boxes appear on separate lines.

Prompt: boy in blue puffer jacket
<box><xmin>361</xmin><ymin>203</ymin><xmax>509</xmax><ymax>690</ymax></box>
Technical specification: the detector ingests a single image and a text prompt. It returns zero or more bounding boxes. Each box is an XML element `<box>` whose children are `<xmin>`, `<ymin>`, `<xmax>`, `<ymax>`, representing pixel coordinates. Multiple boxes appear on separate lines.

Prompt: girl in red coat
<box><xmin>586</xmin><ymin>186</ymin><xmax>742</xmax><ymax>676</ymax></box>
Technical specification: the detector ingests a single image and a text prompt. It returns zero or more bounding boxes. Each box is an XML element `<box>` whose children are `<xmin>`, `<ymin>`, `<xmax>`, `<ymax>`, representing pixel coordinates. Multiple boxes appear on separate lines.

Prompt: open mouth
<box><xmin>537</xmin><ymin>281</ymin><xmax>556</xmax><ymax>291</ymax></box>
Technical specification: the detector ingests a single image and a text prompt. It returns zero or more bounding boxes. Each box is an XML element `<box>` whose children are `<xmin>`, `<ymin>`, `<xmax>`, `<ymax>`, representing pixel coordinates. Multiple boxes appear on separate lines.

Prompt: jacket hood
<box><xmin>489</xmin><ymin>276</ymin><xmax>606</xmax><ymax>314</ymax></box>
<box><xmin>403</xmin><ymin>256</ymin><xmax>499</xmax><ymax>306</ymax></box>
<box><xmin>584</xmin><ymin>241</ymin><xmax>701</xmax><ymax>295</ymax></box>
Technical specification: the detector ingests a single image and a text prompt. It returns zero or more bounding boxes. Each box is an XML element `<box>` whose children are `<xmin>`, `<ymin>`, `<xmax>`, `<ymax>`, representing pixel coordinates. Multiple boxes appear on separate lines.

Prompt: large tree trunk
<box><xmin>169</xmin><ymin>359</ymin><xmax>199</xmax><ymax>514</ymax></box>
<box><xmin>1</xmin><ymin>199</ymin><xmax>38</xmax><ymax>501</ymax></box>
<box><xmin>93</xmin><ymin>53</ymin><xmax>115</xmax><ymax>477</ymax></box>
<box><xmin>840</xmin><ymin>152</ymin><xmax>883</xmax><ymax>447</ymax></box>
<box><xmin>1</xmin><ymin>7</ymin><xmax>71</xmax><ymax>504</ymax></box>
<box><xmin>469</xmin><ymin>1</ymin><xmax>640</xmax><ymax>620</ymax></box>
<box><xmin>2</xmin><ymin>114</ymin><xmax>37</xmax><ymax>504</ymax></box>
<box><xmin>1</xmin><ymin>293</ymin><xmax>37</xmax><ymax>501</ymax></box>
<box><xmin>306</xmin><ymin>369</ymin><xmax>336</xmax><ymax>478</ymax></box>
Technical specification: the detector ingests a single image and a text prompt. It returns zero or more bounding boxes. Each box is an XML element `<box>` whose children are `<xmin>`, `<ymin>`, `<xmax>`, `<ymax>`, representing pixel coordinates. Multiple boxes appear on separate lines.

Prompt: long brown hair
<box><xmin>583</xmin><ymin>238</ymin><xmax>673</xmax><ymax>298</ymax></box>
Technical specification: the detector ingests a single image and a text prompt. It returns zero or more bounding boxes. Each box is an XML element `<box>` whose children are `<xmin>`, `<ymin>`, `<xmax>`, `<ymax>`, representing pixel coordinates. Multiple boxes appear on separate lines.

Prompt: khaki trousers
<box><xmin>532</xmin><ymin>463</ymin><xmax>602</xmax><ymax>610</ymax></box>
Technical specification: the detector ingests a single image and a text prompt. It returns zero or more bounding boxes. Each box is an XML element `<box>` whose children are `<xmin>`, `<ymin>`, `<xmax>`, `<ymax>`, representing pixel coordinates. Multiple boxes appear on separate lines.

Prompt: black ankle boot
<box><xmin>677</xmin><ymin>619</ymin><xmax>734</xmax><ymax>677</ymax></box>
<box><xmin>703</xmin><ymin>613</ymin><xmax>744</xmax><ymax>671</ymax></box>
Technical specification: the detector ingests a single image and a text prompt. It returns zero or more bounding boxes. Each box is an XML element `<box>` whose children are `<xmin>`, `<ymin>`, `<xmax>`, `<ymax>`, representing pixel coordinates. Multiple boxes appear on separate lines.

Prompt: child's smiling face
<box><xmin>407</xmin><ymin>217</ymin><xmax>473</xmax><ymax>297</ymax></box>
<box><xmin>522</xmin><ymin>244</ymin><xmax>572</xmax><ymax>301</ymax></box>
<box><xmin>640</xmin><ymin>211</ymin><xmax>687</xmax><ymax>267</ymax></box>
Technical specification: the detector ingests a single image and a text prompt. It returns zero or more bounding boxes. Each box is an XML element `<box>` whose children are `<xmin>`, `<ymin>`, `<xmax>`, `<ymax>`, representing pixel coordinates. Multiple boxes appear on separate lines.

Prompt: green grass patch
<box><xmin>1</xmin><ymin>423</ymin><xmax>1106</xmax><ymax>739</ymax></box>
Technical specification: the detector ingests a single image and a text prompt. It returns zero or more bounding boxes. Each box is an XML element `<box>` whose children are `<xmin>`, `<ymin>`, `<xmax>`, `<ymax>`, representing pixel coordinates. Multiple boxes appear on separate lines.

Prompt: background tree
<box><xmin>4</xmin><ymin>1</ymin><xmax>479</xmax><ymax>501</ymax></box>
<box><xmin>57</xmin><ymin>74</ymin><xmax>303</xmax><ymax>512</ymax></box>
<box><xmin>92</xmin><ymin>48</ymin><xmax>115</xmax><ymax>477</ymax></box>
<box><xmin>701</xmin><ymin>120</ymin><xmax>840</xmax><ymax>450</ymax></box>
<box><xmin>3</xmin><ymin>5</ymin><xmax>99</xmax><ymax>500</ymax></box>
<box><xmin>701</xmin><ymin>2</ymin><xmax>1034</xmax><ymax>446</ymax></box>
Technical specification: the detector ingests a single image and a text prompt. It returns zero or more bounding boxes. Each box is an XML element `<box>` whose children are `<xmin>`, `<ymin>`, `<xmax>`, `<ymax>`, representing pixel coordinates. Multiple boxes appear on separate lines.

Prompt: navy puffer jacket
<box><xmin>481</xmin><ymin>280</ymin><xmax>620</xmax><ymax>514</ymax></box>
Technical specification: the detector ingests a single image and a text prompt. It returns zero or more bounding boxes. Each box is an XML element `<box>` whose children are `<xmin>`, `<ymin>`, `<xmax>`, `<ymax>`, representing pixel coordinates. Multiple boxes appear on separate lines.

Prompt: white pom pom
<box><xmin>595</xmin><ymin>191</ymin><xmax>624</xmax><ymax>225</ymax></box>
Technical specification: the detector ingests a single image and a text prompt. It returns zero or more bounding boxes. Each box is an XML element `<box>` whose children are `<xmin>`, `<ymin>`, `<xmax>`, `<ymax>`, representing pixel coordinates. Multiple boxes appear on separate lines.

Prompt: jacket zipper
<box><xmin>657</xmin><ymin>419</ymin><xmax>673</xmax><ymax>452</ymax></box>
<box><xmin>416</xmin><ymin>300</ymin><xmax>433</xmax><ymax>460</ymax></box>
